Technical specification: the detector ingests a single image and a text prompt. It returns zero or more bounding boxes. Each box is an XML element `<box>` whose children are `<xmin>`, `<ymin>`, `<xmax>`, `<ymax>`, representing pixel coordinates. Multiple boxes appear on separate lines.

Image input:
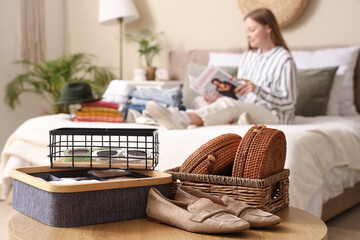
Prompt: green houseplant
<box><xmin>5</xmin><ymin>53</ymin><xmax>116</xmax><ymax>113</ymax></box>
<box><xmin>126</xmin><ymin>28</ymin><xmax>164</xmax><ymax>80</ymax></box>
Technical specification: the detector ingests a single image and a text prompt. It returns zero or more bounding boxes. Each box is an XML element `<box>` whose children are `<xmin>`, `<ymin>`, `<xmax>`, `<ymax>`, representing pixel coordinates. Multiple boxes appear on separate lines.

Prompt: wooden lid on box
<box><xmin>10</xmin><ymin>166</ymin><xmax>171</xmax><ymax>193</ymax></box>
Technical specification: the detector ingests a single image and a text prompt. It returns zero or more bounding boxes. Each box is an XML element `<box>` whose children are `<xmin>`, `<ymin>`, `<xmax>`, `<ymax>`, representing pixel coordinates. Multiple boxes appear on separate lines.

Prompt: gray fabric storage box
<box><xmin>11</xmin><ymin>166</ymin><xmax>171</xmax><ymax>227</ymax></box>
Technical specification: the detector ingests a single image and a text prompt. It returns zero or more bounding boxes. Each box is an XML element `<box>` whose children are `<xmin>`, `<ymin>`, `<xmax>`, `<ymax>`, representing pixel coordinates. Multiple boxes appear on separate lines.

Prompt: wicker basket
<box><xmin>165</xmin><ymin>167</ymin><xmax>290</xmax><ymax>213</ymax></box>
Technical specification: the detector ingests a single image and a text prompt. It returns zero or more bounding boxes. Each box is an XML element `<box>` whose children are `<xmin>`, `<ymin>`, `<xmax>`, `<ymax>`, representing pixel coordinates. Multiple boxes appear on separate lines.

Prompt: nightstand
<box><xmin>126</xmin><ymin>80</ymin><xmax>182</xmax><ymax>90</ymax></box>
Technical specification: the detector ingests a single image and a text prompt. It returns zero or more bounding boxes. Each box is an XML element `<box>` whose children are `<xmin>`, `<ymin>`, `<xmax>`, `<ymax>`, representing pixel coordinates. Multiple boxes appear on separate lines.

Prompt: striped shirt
<box><xmin>237</xmin><ymin>46</ymin><xmax>297</xmax><ymax>124</ymax></box>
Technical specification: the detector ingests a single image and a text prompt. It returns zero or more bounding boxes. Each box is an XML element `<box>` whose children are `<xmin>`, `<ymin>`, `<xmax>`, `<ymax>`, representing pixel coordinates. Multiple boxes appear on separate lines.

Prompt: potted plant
<box><xmin>5</xmin><ymin>53</ymin><xmax>116</xmax><ymax>113</ymax></box>
<box><xmin>126</xmin><ymin>28</ymin><xmax>164</xmax><ymax>80</ymax></box>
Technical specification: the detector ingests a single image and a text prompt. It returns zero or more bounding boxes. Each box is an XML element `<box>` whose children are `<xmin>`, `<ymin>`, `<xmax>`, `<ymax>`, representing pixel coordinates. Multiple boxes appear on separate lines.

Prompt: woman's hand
<box><xmin>235</xmin><ymin>79</ymin><xmax>257</xmax><ymax>95</ymax></box>
<box><xmin>203</xmin><ymin>90</ymin><xmax>220</xmax><ymax>104</ymax></box>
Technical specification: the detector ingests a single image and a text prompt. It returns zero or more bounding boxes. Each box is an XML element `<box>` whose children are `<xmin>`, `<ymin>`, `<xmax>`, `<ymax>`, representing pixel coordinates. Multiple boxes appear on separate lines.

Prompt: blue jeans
<box><xmin>130</xmin><ymin>86</ymin><xmax>182</xmax><ymax>107</ymax></box>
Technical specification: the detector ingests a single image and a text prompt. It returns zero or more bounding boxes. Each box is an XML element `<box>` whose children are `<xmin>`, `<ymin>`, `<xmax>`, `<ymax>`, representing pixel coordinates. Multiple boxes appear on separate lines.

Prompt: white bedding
<box><xmin>1</xmin><ymin>114</ymin><xmax>360</xmax><ymax>216</ymax></box>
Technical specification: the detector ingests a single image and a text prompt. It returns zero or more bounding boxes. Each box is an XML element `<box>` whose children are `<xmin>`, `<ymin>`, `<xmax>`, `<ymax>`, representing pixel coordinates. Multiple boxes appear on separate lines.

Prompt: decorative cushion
<box><xmin>327</xmin><ymin>66</ymin><xmax>347</xmax><ymax>115</ymax></box>
<box><xmin>295</xmin><ymin>67</ymin><xmax>338</xmax><ymax>117</ymax></box>
<box><xmin>291</xmin><ymin>46</ymin><xmax>360</xmax><ymax>116</ymax></box>
<box><xmin>182</xmin><ymin>62</ymin><xmax>206</xmax><ymax>109</ymax></box>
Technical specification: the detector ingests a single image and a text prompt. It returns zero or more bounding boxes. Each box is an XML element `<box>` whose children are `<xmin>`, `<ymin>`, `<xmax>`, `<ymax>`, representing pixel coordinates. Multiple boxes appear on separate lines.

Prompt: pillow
<box><xmin>182</xmin><ymin>62</ymin><xmax>206</xmax><ymax>108</ymax></box>
<box><xmin>327</xmin><ymin>66</ymin><xmax>347</xmax><ymax>115</ymax></box>
<box><xmin>208</xmin><ymin>52</ymin><xmax>243</xmax><ymax>67</ymax></box>
<box><xmin>182</xmin><ymin>62</ymin><xmax>238</xmax><ymax>108</ymax></box>
<box><xmin>295</xmin><ymin>67</ymin><xmax>338</xmax><ymax>117</ymax></box>
<box><xmin>291</xmin><ymin>46</ymin><xmax>360</xmax><ymax>116</ymax></box>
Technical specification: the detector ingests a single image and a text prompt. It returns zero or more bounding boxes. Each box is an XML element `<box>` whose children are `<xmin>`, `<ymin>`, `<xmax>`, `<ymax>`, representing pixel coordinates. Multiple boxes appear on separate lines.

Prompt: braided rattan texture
<box><xmin>165</xmin><ymin>167</ymin><xmax>290</xmax><ymax>213</ymax></box>
<box><xmin>232</xmin><ymin>125</ymin><xmax>286</xmax><ymax>179</ymax></box>
<box><xmin>179</xmin><ymin>133</ymin><xmax>242</xmax><ymax>174</ymax></box>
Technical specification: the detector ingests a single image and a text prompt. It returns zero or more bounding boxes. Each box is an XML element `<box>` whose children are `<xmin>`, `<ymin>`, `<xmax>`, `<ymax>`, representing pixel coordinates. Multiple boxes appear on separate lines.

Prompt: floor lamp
<box><xmin>98</xmin><ymin>0</ymin><xmax>139</xmax><ymax>79</ymax></box>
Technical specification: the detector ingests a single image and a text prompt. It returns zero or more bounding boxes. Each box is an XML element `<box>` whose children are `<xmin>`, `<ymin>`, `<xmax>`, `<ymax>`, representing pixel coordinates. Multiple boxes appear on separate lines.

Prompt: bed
<box><xmin>1</xmin><ymin>45</ymin><xmax>360</xmax><ymax>221</ymax></box>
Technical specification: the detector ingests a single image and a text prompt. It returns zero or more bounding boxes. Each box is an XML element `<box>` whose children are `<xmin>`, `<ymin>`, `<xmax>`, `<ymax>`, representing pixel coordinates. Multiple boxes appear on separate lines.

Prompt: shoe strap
<box><xmin>222</xmin><ymin>196</ymin><xmax>255</xmax><ymax>216</ymax></box>
<box><xmin>188</xmin><ymin>199</ymin><xmax>228</xmax><ymax>223</ymax></box>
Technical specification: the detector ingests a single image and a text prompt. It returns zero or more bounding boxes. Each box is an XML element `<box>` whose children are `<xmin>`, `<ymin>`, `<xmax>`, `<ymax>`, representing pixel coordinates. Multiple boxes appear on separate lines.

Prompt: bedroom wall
<box><xmin>0</xmin><ymin>0</ymin><xmax>64</xmax><ymax>151</ymax></box>
<box><xmin>1</xmin><ymin>0</ymin><xmax>359</xmax><ymax>154</ymax></box>
<box><xmin>64</xmin><ymin>0</ymin><xmax>360</xmax><ymax>80</ymax></box>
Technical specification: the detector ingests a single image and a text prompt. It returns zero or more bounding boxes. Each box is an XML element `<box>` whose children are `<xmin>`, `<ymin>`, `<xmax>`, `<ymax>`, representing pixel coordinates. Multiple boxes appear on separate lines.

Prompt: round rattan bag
<box><xmin>232</xmin><ymin>125</ymin><xmax>286</xmax><ymax>179</ymax></box>
<box><xmin>179</xmin><ymin>133</ymin><xmax>242</xmax><ymax>175</ymax></box>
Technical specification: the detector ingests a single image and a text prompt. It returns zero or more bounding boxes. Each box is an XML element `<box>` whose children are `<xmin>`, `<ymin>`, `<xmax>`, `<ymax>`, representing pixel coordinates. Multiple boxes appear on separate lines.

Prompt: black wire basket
<box><xmin>48</xmin><ymin>128</ymin><xmax>159</xmax><ymax>170</ymax></box>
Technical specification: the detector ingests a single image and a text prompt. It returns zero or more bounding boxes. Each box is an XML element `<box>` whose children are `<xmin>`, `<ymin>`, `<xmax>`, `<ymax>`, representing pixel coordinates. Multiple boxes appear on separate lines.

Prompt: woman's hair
<box><xmin>211</xmin><ymin>78</ymin><xmax>220</xmax><ymax>83</ymax></box>
<box><xmin>244</xmin><ymin>8</ymin><xmax>289</xmax><ymax>51</ymax></box>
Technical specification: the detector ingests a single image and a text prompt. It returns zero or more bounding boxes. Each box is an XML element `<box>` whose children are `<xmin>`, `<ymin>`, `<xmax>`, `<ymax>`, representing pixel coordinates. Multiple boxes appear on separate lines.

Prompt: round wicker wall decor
<box><xmin>237</xmin><ymin>0</ymin><xmax>309</xmax><ymax>28</ymax></box>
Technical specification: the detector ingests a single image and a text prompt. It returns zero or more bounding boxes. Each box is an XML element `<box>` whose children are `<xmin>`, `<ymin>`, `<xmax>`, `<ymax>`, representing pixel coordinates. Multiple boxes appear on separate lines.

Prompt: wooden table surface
<box><xmin>8</xmin><ymin>206</ymin><xmax>327</xmax><ymax>240</ymax></box>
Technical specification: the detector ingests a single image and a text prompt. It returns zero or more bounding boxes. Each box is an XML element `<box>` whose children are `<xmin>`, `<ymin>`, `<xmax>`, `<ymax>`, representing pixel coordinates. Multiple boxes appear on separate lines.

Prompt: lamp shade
<box><xmin>98</xmin><ymin>0</ymin><xmax>139</xmax><ymax>24</ymax></box>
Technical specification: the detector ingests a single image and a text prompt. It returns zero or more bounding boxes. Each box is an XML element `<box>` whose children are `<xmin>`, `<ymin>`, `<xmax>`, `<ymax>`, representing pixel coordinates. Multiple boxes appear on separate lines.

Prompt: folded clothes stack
<box><xmin>73</xmin><ymin>100</ymin><xmax>124</xmax><ymax>123</ymax></box>
<box><xmin>102</xmin><ymin>80</ymin><xmax>136</xmax><ymax>112</ymax></box>
<box><xmin>128</xmin><ymin>86</ymin><xmax>186</xmax><ymax>113</ymax></box>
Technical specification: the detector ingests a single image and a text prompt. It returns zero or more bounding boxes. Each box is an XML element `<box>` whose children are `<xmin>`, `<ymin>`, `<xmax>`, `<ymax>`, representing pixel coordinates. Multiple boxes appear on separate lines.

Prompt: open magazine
<box><xmin>190</xmin><ymin>66</ymin><xmax>242</xmax><ymax>99</ymax></box>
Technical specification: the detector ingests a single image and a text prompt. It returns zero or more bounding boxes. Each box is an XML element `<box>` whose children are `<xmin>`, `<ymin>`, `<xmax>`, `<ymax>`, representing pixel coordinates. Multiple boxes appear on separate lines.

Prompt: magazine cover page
<box><xmin>191</xmin><ymin>66</ymin><xmax>242</xmax><ymax>99</ymax></box>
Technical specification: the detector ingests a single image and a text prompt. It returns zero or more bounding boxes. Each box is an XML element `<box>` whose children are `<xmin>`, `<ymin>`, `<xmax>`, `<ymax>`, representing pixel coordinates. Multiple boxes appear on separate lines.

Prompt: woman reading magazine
<box><xmin>145</xmin><ymin>8</ymin><xmax>298</xmax><ymax>129</ymax></box>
